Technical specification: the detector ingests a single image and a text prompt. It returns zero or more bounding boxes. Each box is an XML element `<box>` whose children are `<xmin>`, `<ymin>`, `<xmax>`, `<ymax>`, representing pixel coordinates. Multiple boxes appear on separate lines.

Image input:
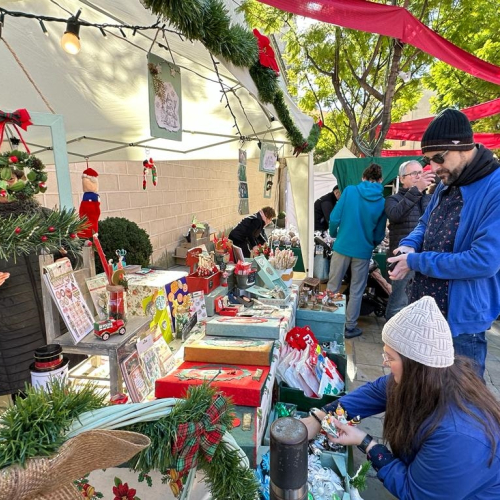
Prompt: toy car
<box><xmin>94</xmin><ymin>318</ymin><xmax>126</xmax><ymax>341</ymax></box>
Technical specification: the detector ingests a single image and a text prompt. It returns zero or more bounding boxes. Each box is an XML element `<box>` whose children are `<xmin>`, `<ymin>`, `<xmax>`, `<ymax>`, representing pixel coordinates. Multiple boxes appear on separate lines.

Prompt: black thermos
<box><xmin>270</xmin><ymin>417</ymin><xmax>309</xmax><ymax>500</ymax></box>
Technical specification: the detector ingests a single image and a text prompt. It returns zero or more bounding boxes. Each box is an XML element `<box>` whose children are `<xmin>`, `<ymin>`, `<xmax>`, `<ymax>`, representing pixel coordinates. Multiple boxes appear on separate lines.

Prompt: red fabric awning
<box><xmin>259</xmin><ymin>0</ymin><xmax>500</xmax><ymax>85</ymax></box>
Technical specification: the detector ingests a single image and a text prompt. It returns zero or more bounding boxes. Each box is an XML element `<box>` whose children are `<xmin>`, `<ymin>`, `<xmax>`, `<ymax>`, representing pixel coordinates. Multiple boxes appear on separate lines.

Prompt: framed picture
<box><xmin>239</xmin><ymin>181</ymin><xmax>249</xmax><ymax>199</ymax></box>
<box><xmin>238</xmin><ymin>198</ymin><xmax>249</xmax><ymax>215</ymax></box>
<box><xmin>238</xmin><ymin>163</ymin><xmax>247</xmax><ymax>182</ymax></box>
<box><xmin>238</xmin><ymin>149</ymin><xmax>247</xmax><ymax>166</ymax></box>
<box><xmin>259</xmin><ymin>143</ymin><xmax>278</xmax><ymax>174</ymax></box>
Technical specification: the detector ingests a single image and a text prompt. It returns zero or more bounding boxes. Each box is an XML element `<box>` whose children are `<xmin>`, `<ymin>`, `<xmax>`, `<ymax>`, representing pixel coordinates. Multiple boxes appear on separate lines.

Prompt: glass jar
<box><xmin>106</xmin><ymin>285</ymin><xmax>127</xmax><ymax>322</ymax></box>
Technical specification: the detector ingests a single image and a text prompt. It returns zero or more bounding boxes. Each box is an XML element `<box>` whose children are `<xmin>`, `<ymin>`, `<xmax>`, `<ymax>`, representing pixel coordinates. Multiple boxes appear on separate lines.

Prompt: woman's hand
<box><xmin>327</xmin><ymin>419</ymin><xmax>368</xmax><ymax>447</ymax></box>
<box><xmin>0</xmin><ymin>272</ymin><xmax>10</xmax><ymax>287</ymax></box>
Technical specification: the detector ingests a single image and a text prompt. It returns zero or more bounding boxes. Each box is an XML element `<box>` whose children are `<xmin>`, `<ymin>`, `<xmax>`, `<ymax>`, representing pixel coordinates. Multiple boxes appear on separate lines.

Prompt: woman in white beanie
<box><xmin>304</xmin><ymin>296</ymin><xmax>500</xmax><ymax>499</ymax></box>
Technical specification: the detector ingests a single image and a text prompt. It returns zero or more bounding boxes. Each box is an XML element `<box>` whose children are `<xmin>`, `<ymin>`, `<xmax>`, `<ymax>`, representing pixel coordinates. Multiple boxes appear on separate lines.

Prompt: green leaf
<box><xmin>114</xmin><ymin>477</ymin><xmax>122</xmax><ymax>487</ymax></box>
<box><xmin>27</xmin><ymin>170</ymin><xmax>37</xmax><ymax>181</ymax></box>
<box><xmin>0</xmin><ymin>167</ymin><xmax>12</xmax><ymax>181</ymax></box>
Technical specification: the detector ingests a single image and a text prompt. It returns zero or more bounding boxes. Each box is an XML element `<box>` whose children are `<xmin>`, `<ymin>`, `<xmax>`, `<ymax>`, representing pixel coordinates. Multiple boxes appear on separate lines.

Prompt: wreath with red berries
<box><xmin>0</xmin><ymin>150</ymin><xmax>47</xmax><ymax>201</ymax></box>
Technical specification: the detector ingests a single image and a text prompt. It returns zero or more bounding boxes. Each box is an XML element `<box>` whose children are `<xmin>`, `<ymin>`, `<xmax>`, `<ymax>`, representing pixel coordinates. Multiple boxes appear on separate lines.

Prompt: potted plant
<box><xmin>276</xmin><ymin>211</ymin><xmax>286</xmax><ymax>228</ymax></box>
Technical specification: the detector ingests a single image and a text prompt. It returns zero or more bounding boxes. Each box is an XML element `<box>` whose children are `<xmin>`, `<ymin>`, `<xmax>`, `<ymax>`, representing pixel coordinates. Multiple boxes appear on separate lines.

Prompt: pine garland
<box><xmin>0</xmin><ymin>380</ymin><xmax>107</xmax><ymax>469</ymax></box>
<box><xmin>0</xmin><ymin>207</ymin><xmax>87</xmax><ymax>262</ymax></box>
<box><xmin>141</xmin><ymin>0</ymin><xmax>321</xmax><ymax>152</ymax></box>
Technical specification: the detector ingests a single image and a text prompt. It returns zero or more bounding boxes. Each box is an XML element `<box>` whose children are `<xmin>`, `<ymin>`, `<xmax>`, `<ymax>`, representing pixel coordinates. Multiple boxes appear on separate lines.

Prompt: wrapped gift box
<box><xmin>296</xmin><ymin>296</ymin><xmax>346</xmax><ymax>344</ymax></box>
<box><xmin>205</xmin><ymin>316</ymin><xmax>283</xmax><ymax>340</ymax></box>
<box><xmin>186</xmin><ymin>271</ymin><xmax>221</xmax><ymax>295</ymax></box>
<box><xmin>184</xmin><ymin>338</ymin><xmax>275</xmax><ymax>366</ymax></box>
<box><xmin>155</xmin><ymin>361</ymin><xmax>270</xmax><ymax>407</ymax></box>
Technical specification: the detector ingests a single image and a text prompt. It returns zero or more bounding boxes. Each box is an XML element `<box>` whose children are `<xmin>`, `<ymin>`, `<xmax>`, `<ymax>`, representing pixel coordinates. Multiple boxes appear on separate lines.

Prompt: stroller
<box><xmin>314</xmin><ymin>236</ymin><xmax>391</xmax><ymax>318</ymax></box>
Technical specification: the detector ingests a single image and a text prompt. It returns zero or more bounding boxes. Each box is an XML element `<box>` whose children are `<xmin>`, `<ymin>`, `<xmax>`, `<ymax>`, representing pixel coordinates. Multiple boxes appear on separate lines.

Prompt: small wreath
<box><xmin>0</xmin><ymin>149</ymin><xmax>47</xmax><ymax>201</ymax></box>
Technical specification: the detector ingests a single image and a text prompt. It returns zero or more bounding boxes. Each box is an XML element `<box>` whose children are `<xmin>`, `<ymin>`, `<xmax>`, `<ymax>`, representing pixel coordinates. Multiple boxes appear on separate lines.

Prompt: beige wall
<box><xmin>37</xmin><ymin>158</ymin><xmax>274</xmax><ymax>266</ymax></box>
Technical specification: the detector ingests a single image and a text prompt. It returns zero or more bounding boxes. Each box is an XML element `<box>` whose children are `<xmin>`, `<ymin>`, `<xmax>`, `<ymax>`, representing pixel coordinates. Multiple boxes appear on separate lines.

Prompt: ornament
<box><xmin>9</xmin><ymin>156</ymin><xmax>18</xmax><ymax>163</ymax></box>
<box><xmin>41</xmin><ymin>235</ymin><xmax>48</xmax><ymax>242</ymax></box>
<box><xmin>142</xmin><ymin>158</ymin><xmax>157</xmax><ymax>190</ymax></box>
<box><xmin>70</xmin><ymin>233</ymin><xmax>77</xmax><ymax>239</ymax></box>
<box><xmin>39</xmin><ymin>182</ymin><xmax>46</xmax><ymax>189</ymax></box>
<box><xmin>48</xmin><ymin>226</ymin><xmax>55</xmax><ymax>233</ymax></box>
<box><xmin>0</xmin><ymin>189</ymin><xmax>6</xmax><ymax>197</ymax></box>
<box><xmin>15</xmin><ymin>227</ymin><xmax>21</xmax><ymax>234</ymax></box>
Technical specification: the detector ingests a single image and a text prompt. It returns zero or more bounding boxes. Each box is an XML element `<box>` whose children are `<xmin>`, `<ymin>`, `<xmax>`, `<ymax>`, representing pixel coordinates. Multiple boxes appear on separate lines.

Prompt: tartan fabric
<box><xmin>0</xmin><ymin>109</ymin><xmax>32</xmax><ymax>130</ymax></box>
<box><xmin>172</xmin><ymin>395</ymin><xmax>227</xmax><ymax>475</ymax></box>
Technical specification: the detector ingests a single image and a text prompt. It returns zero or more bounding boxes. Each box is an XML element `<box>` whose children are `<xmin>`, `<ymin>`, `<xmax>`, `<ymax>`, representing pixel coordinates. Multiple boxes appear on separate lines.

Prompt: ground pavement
<box><xmin>347</xmin><ymin>315</ymin><xmax>500</xmax><ymax>500</ymax></box>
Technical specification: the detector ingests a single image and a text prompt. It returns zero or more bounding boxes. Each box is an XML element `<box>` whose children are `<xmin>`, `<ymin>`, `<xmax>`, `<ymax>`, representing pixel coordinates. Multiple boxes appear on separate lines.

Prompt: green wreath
<box><xmin>0</xmin><ymin>149</ymin><xmax>47</xmax><ymax>201</ymax></box>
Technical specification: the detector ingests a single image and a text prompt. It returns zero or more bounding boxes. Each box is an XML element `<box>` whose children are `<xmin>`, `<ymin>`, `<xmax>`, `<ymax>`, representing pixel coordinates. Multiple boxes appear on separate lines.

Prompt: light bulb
<box><xmin>61</xmin><ymin>32</ymin><xmax>81</xmax><ymax>54</ymax></box>
<box><xmin>61</xmin><ymin>13</ymin><xmax>81</xmax><ymax>55</ymax></box>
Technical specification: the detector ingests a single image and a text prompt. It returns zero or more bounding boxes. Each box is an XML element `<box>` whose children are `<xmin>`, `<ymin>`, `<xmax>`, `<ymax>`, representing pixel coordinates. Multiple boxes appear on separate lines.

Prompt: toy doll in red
<box><xmin>78</xmin><ymin>167</ymin><xmax>100</xmax><ymax>239</ymax></box>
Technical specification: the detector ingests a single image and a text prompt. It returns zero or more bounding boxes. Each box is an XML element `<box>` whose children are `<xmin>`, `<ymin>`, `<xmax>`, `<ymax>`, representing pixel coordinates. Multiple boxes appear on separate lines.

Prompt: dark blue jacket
<box><xmin>329</xmin><ymin>181</ymin><xmax>386</xmax><ymax>260</ymax></box>
<box><xmin>324</xmin><ymin>375</ymin><xmax>500</xmax><ymax>499</ymax></box>
<box><xmin>401</xmin><ymin>166</ymin><xmax>500</xmax><ymax>336</ymax></box>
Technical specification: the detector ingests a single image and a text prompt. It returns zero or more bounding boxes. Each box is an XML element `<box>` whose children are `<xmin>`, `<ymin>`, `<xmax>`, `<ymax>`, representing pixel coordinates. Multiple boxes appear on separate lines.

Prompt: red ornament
<box><xmin>9</xmin><ymin>156</ymin><xmax>18</xmax><ymax>163</ymax></box>
<box><xmin>0</xmin><ymin>189</ymin><xmax>6</xmax><ymax>197</ymax></box>
<box><xmin>15</xmin><ymin>227</ymin><xmax>21</xmax><ymax>234</ymax></box>
<box><xmin>41</xmin><ymin>235</ymin><xmax>48</xmax><ymax>242</ymax></box>
<box><xmin>48</xmin><ymin>226</ymin><xmax>55</xmax><ymax>232</ymax></box>
<box><xmin>318</xmin><ymin>120</ymin><xmax>324</xmax><ymax>128</ymax></box>
<box><xmin>70</xmin><ymin>233</ymin><xmax>77</xmax><ymax>239</ymax></box>
<box><xmin>39</xmin><ymin>182</ymin><xmax>46</xmax><ymax>189</ymax></box>
<box><xmin>191</xmin><ymin>224</ymin><xmax>196</xmax><ymax>228</ymax></box>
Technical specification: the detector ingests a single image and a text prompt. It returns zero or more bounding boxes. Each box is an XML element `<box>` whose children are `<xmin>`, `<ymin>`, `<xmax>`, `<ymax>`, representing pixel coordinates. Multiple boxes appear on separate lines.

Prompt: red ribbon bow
<box><xmin>0</xmin><ymin>108</ymin><xmax>32</xmax><ymax>152</ymax></box>
<box><xmin>253</xmin><ymin>29</ymin><xmax>280</xmax><ymax>75</ymax></box>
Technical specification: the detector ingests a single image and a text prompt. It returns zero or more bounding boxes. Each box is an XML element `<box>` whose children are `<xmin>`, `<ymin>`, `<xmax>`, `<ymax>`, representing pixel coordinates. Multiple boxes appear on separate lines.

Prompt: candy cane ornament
<box><xmin>142</xmin><ymin>157</ymin><xmax>157</xmax><ymax>190</ymax></box>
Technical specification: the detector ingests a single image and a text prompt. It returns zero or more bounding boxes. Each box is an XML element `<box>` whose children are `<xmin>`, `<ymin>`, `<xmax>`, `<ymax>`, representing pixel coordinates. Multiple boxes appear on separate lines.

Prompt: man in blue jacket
<box><xmin>327</xmin><ymin>164</ymin><xmax>387</xmax><ymax>338</ymax></box>
<box><xmin>388</xmin><ymin>108</ymin><xmax>500</xmax><ymax>378</ymax></box>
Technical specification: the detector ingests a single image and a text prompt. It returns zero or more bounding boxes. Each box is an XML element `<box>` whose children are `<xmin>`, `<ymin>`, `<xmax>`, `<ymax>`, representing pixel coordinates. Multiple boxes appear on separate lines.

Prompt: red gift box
<box><xmin>155</xmin><ymin>361</ymin><xmax>270</xmax><ymax>407</ymax></box>
<box><xmin>186</xmin><ymin>270</ymin><xmax>221</xmax><ymax>294</ymax></box>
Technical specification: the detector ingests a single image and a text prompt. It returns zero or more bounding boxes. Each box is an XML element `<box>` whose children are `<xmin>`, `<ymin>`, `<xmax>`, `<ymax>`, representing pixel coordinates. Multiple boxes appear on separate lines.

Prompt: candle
<box><xmin>93</xmin><ymin>234</ymin><xmax>112</xmax><ymax>284</ymax></box>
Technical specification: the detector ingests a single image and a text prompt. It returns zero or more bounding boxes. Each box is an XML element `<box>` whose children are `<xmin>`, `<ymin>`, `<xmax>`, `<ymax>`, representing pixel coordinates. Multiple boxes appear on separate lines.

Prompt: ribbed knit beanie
<box><xmin>421</xmin><ymin>109</ymin><xmax>475</xmax><ymax>153</ymax></box>
<box><xmin>382</xmin><ymin>296</ymin><xmax>454</xmax><ymax>368</ymax></box>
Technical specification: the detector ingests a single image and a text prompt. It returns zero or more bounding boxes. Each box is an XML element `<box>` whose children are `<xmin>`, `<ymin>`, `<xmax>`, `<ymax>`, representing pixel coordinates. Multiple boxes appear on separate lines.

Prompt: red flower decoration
<box><xmin>112</xmin><ymin>482</ymin><xmax>137</xmax><ymax>500</ymax></box>
<box><xmin>253</xmin><ymin>29</ymin><xmax>280</xmax><ymax>75</ymax></box>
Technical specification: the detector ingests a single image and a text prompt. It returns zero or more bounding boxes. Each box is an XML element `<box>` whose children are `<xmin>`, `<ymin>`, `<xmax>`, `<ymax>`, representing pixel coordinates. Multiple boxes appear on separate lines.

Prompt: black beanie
<box><xmin>421</xmin><ymin>109</ymin><xmax>475</xmax><ymax>153</ymax></box>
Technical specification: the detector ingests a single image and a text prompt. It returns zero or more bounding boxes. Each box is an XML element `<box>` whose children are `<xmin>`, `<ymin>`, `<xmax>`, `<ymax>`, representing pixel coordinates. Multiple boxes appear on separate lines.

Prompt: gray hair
<box><xmin>398</xmin><ymin>160</ymin><xmax>421</xmax><ymax>178</ymax></box>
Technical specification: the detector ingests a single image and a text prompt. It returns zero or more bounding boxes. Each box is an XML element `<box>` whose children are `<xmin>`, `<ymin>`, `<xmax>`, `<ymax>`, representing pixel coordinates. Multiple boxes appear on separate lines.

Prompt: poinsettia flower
<box><xmin>113</xmin><ymin>482</ymin><xmax>137</xmax><ymax>500</ymax></box>
<box><xmin>318</xmin><ymin>120</ymin><xmax>324</xmax><ymax>128</ymax></box>
<box><xmin>253</xmin><ymin>29</ymin><xmax>280</xmax><ymax>75</ymax></box>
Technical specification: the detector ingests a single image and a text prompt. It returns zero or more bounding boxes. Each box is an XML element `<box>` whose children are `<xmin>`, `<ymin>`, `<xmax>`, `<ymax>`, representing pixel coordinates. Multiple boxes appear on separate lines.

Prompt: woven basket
<box><xmin>0</xmin><ymin>429</ymin><xmax>150</xmax><ymax>500</ymax></box>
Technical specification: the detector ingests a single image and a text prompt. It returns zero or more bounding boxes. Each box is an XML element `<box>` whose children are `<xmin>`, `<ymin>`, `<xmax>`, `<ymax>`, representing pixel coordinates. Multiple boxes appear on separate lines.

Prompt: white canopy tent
<box><xmin>0</xmin><ymin>0</ymin><xmax>315</xmax><ymax>270</ymax></box>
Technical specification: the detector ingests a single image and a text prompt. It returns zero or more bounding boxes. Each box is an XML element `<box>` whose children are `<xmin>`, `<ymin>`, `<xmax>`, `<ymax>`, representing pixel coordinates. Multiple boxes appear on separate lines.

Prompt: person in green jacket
<box><xmin>327</xmin><ymin>164</ymin><xmax>387</xmax><ymax>338</ymax></box>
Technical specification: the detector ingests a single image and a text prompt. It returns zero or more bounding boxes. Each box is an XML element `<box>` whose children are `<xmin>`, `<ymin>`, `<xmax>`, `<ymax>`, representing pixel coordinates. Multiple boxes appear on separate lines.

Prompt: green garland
<box><xmin>0</xmin><ymin>150</ymin><xmax>47</xmax><ymax>201</ymax></box>
<box><xmin>0</xmin><ymin>380</ymin><xmax>107</xmax><ymax>469</ymax></box>
<box><xmin>0</xmin><ymin>207</ymin><xmax>87</xmax><ymax>262</ymax></box>
<box><xmin>141</xmin><ymin>0</ymin><xmax>322</xmax><ymax>153</ymax></box>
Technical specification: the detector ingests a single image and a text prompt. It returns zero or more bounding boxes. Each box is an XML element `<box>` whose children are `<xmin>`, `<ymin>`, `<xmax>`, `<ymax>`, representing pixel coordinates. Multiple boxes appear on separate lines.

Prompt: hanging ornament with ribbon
<box><xmin>0</xmin><ymin>108</ymin><xmax>33</xmax><ymax>152</ymax></box>
<box><xmin>142</xmin><ymin>157</ymin><xmax>157</xmax><ymax>190</ymax></box>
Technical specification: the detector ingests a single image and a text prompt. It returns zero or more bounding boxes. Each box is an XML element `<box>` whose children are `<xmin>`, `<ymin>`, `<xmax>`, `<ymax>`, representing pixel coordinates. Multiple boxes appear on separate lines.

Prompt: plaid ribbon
<box><xmin>171</xmin><ymin>395</ymin><xmax>227</xmax><ymax>475</ymax></box>
<box><xmin>0</xmin><ymin>108</ymin><xmax>32</xmax><ymax>152</ymax></box>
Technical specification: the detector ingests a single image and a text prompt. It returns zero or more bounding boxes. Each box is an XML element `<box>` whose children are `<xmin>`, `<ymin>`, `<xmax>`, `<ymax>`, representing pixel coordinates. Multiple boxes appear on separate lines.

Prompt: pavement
<box><xmin>346</xmin><ymin>315</ymin><xmax>500</xmax><ymax>500</ymax></box>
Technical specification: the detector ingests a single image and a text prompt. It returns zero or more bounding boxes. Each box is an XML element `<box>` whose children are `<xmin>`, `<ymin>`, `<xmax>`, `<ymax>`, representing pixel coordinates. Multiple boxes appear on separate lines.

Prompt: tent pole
<box><xmin>307</xmin><ymin>151</ymin><xmax>314</xmax><ymax>277</ymax></box>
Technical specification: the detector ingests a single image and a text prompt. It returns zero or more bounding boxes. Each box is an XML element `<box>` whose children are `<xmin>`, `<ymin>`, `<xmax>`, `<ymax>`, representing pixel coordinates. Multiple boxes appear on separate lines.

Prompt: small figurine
<box><xmin>94</xmin><ymin>318</ymin><xmax>126</xmax><ymax>341</ymax></box>
<box><xmin>78</xmin><ymin>167</ymin><xmax>100</xmax><ymax>239</ymax></box>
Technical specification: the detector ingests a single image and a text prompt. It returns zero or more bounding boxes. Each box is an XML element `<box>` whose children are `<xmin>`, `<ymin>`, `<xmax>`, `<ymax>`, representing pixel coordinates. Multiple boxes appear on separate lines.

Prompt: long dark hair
<box><xmin>384</xmin><ymin>355</ymin><xmax>500</xmax><ymax>464</ymax></box>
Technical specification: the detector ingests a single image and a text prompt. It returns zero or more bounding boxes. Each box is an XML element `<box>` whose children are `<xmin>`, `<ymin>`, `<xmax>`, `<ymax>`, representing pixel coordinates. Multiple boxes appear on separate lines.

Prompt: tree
<box><xmin>239</xmin><ymin>0</ymin><xmax>500</xmax><ymax>159</ymax></box>
<box><xmin>423</xmin><ymin>2</ymin><xmax>500</xmax><ymax>133</ymax></box>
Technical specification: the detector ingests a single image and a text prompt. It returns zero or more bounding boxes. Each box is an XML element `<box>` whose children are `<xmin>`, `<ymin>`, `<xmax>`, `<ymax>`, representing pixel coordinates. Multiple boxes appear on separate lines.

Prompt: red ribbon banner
<box><xmin>0</xmin><ymin>108</ymin><xmax>33</xmax><ymax>152</ymax></box>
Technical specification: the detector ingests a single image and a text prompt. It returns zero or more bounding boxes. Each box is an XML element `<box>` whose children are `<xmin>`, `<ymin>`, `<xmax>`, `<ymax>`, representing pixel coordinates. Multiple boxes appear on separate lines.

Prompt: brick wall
<box><xmin>38</xmin><ymin>158</ymin><xmax>275</xmax><ymax>266</ymax></box>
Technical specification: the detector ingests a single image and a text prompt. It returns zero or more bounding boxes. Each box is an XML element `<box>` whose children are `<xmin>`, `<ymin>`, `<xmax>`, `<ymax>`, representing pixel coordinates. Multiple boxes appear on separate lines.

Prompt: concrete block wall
<box><xmin>37</xmin><ymin>158</ymin><xmax>274</xmax><ymax>266</ymax></box>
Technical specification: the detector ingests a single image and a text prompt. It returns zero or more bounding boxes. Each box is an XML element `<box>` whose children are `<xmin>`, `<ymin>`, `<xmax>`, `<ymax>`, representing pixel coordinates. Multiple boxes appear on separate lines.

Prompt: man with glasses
<box><xmin>388</xmin><ymin>108</ymin><xmax>500</xmax><ymax>378</ymax></box>
<box><xmin>384</xmin><ymin>160</ymin><xmax>433</xmax><ymax>319</ymax></box>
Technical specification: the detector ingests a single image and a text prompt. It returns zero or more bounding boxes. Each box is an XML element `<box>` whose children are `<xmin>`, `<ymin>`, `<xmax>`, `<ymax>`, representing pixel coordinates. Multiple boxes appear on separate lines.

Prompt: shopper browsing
<box><xmin>384</xmin><ymin>160</ymin><xmax>432</xmax><ymax>319</ymax></box>
<box><xmin>388</xmin><ymin>108</ymin><xmax>500</xmax><ymax>378</ymax></box>
<box><xmin>326</xmin><ymin>164</ymin><xmax>387</xmax><ymax>338</ymax></box>
<box><xmin>303</xmin><ymin>296</ymin><xmax>500</xmax><ymax>500</ymax></box>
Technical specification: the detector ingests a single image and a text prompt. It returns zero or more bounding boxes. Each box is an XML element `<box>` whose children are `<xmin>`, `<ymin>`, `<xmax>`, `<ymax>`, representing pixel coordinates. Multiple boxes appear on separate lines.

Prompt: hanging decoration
<box><xmin>259</xmin><ymin>142</ymin><xmax>278</xmax><ymax>174</ymax></box>
<box><xmin>140</xmin><ymin>0</ymin><xmax>323</xmax><ymax>154</ymax></box>
<box><xmin>0</xmin><ymin>109</ymin><xmax>32</xmax><ymax>152</ymax></box>
<box><xmin>0</xmin><ymin>150</ymin><xmax>47</xmax><ymax>201</ymax></box>
<box><xmin>142</xmin><ymin>157</ymin><xmax>158</xmax><ymax>190</ymax></box>
<box><xmin>78</xmin><ymin>167</ymin><xmax>101</xmax><ymax>239</ymax></box>
<box><xmin>263</xmin><ymin>173</ymin><xmax>273</xmax><ymax>198</ymax></box>
<box><xmin>237</xmin><ymin>148</ymin><xmax>249</xmax><ymax>215</ymax></box>
<box><xmin>148</xmin><ymin>53</ymin><xmax>182</xmax><ymax>141</ymax></box>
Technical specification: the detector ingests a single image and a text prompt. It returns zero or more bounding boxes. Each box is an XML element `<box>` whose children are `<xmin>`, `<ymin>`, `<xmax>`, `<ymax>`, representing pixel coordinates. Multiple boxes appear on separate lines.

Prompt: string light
<box><xmin>99</xmin><ymin>27</ymin><xmax>107</xmax><ymax>38</ymax></box>
<box><xmin>60</xmin><ymin>9</ymin><xmax>81</xmax><ymax>55</ymax></box>
<box><xmin>38</xmin><ymin>19</ymin><xmax>48</xmax><ymax>36</ymax></box>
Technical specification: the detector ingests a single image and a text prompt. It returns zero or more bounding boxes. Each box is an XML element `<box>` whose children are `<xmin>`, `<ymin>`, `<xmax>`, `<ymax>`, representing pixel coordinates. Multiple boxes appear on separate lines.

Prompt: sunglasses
<box><xmin>421</xmin><ymin>150</ymin><xmax>449</xmax><ymax>166</ymax></box>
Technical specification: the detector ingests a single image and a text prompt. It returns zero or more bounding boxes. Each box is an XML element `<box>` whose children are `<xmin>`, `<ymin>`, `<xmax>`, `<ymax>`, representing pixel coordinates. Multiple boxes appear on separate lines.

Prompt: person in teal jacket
<box><xmin>303</xmin><ymin>297</ymin><xmax>500</xmax><ymax>499</ymax></box>
<box><xmin>327</xmin><ymin>163</ymin><xmax>387</xmax><ymax>338</ymax></box>
<box><xmin>388</xmin><ymin>109</ymin><xmax>500</xmax><ymax>378</ymax></box>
